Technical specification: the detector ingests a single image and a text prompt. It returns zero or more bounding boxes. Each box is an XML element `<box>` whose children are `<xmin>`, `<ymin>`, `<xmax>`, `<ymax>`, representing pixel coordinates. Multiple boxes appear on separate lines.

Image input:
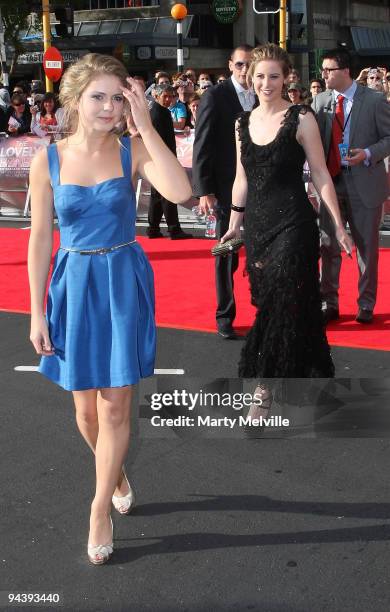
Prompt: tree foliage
<box><xmin>0</xmin><ymin>1</ymin><xmax>32</xmax><ymax>75</ymax></box>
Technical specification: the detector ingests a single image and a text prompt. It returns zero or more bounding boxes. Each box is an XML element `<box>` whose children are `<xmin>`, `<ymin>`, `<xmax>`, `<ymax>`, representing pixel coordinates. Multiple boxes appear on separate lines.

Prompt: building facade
<box><xmin>10</xmin><ymin>0</ymin><xmax>390</xmax><ymax>84</ymax></box>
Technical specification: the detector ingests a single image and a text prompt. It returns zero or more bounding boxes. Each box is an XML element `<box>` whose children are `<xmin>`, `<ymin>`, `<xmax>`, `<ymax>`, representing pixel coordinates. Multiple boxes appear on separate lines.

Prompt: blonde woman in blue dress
<box><xmin>28</xmin><ymin>54</ymin><xmax>191</xmax><ymax>565</ymax></box>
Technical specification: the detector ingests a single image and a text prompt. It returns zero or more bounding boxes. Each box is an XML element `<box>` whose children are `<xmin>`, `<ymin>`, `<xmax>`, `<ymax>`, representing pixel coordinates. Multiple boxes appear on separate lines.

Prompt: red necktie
<box><xmin>327</xmin><ymin>95</ymin><xmax>345</xmax><ymax>178</ymax></box>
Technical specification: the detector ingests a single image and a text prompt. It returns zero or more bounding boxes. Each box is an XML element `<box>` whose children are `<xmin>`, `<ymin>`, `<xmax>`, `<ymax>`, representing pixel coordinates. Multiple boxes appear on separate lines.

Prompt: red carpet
<box><xmin>1</xmin><ymin>228</ymin><xmax>389</xmax><ymax>351</ymax></box>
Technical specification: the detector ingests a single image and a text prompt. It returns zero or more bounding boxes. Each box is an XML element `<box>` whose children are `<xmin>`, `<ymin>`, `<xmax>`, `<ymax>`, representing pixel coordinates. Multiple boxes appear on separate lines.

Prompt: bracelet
<box><xmin>231</xmin><ymin>204</ymin><xmax>245</xmax><ymax>213</ymax></box>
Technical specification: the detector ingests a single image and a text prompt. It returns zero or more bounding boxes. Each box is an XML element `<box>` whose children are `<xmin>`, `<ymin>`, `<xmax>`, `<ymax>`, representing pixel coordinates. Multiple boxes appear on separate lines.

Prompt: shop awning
<box><xmin>350</xmin><ymin>26</ymin><xmax>390</xmax><ymax>56</ymax></box>
<box><xmin>22</xmin><ymin>15</ymin><xmax>196</xmax><ymax>48</ymax></box>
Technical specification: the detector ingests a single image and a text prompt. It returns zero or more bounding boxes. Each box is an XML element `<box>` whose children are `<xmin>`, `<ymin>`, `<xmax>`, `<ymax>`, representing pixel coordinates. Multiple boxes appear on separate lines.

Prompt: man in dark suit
<box><xmin>312</xmin><ymin>48</ymin><xmax>390</xmax><ymax>324</ymax></box>
<box><xmin>192</xmin><ymin>44</ymin><xmax>254</xmax><ymax>339</ymax></box>
<box><xmin>148</xmin><ymin>84</ymin><xmax>192</xmax><ymax>240</ymax></box>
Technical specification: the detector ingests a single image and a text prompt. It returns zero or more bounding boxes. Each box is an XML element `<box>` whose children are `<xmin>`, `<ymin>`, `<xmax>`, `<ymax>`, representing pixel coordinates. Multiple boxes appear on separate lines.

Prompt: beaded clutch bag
<box><xmin>211</xmin><ymin>238</ymin><xmax>244</xmax><ymax>257</ymax></box>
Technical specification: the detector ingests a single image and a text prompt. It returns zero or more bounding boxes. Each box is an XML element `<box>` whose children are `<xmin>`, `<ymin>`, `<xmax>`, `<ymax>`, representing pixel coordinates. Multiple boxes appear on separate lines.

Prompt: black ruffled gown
<box><xmin>237</xmin><ymin>105</ymin><xmax>335</xmax><ymax>378</ymax></box>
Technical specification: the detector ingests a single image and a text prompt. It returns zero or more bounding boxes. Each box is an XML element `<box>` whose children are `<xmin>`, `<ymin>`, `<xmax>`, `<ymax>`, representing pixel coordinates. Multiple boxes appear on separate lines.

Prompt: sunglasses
<box><xmin>13</xmin><ymin>103</ymin><xmax>25</xmax><ymax>107</ymax></box>
<box><xmin>234</xmin><ymin>61</ymin><xmax>250</xmax><ymax>70</ymax></box>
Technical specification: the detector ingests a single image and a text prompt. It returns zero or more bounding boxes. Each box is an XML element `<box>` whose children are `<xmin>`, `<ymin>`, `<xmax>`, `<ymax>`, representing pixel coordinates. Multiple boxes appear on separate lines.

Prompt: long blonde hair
<box><xmin>247</xmin><ymin>43</ymin><xmax>292</xmax><ymax>88</ymax></box>
<box><xmin>59</xmin><ymin>53</ymin><xmax>129</xmax><ymax>134</ymax></box>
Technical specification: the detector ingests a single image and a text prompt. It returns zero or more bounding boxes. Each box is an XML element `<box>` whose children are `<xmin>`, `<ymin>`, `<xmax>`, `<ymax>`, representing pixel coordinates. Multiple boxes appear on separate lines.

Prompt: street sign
<box><xmin>43</xmin><ymin>46</ymin><xmax>63</xmax><ymax>82</ymax></box>
<box><xmin>155</xmin><ymin>46</ymin><xmax>189</xmax><ymax>60</ymax></box>
<box><xmin>212</xmin><ymin>0</ymin><xmax>241</xmax><ymax>24</ymax></box>
<box><xmin>18</xmin><ymin>50</ymin><xmax>87</xmax><ymax>65</ymax></box>
<box><xmin>253</xmin><ymin>0</ymin><xmax>280</xmax><ymax>14</ymax></box>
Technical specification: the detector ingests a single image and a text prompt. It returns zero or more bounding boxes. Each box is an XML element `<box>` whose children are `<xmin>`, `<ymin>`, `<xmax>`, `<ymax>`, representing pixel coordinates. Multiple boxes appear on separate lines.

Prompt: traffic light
<box><xmin>287</xmin><ymin>11</ymin><xmax>307</xmax><ymax>51</ymax></box>
<box><xmin>253</xmin><ymin>0</ymin><xmax>280</xmax><ymax>13</ymax></box>
<box><xmin>26</xmin><ymin>1</ymin><xmax>42</xmax><ymax>12</ymax></box>
<box><xmin>290</xmin><ymin>12</ymin><xmax>305</xmax><ymax>39</ymax></box>
<box><xmin>54</xmin><ymin>4</ymin><xmax>74</xmax><ymax>38</ymax></box>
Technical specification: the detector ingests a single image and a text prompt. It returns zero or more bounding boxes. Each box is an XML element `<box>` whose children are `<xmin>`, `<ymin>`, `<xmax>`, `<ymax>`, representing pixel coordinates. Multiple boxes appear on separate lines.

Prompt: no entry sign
<box><xmin>43</xmin><ymin>46</ymin><xmax>64</xmax><ymax>82</ymax></box>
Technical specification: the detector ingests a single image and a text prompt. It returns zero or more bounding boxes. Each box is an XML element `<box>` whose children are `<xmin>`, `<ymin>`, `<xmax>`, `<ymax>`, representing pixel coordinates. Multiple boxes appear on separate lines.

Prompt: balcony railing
<box><xmin>76</xmin><ymin>1</ymin><xmax>159</xmax><ymax>7</ymax></box>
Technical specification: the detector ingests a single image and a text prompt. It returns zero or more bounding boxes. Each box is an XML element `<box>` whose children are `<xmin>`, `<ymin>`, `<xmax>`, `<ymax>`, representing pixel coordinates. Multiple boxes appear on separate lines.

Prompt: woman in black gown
<box><xmin>221</xmin><ymin>44</ymin><xmax>353</xmax><ymax>416</ymax></box>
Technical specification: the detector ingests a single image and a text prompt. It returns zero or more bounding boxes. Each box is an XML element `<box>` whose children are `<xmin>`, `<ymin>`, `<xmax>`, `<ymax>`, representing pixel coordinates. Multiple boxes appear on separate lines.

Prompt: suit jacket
<box><xmin>192</xmin><ymin>78</ymin><xmax>243</xmax><ymax>205</ymax></box>
<box><xmin>0</xmin><ymin>107</ymin><xmax>6</xmax><ymax>132</ymax></box>
<box><xmin>149</xmin><ymin>101</ymin><xmax>176</xmax><ymax>155</ymax></box>
<box><xmin>312</xmin><ymin>84</ymin><xmax>390</xmax><ymax>209</ymax></box>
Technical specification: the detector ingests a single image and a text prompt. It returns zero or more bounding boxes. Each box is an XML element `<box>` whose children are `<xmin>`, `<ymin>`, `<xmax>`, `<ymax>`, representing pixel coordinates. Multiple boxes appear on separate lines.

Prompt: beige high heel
<box><xmin>244</xmin><ymin>384</ymin><xmax>273</xmax><ymax>438</ymax></box>
<box><xmin>112</xmin><ymin>469</ymin><xmax>136</xmax><ymax>515</ymax></box>
<box><xmin>88</xmin><ymin>516</ymin><xmax>114</xmax><ymax>565</ymax></box>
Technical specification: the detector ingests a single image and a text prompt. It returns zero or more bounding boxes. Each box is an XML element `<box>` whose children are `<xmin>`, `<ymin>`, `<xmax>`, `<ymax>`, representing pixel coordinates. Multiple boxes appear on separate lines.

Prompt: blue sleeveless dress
<box><xmin>39</xmin><ymin>136</ymin><xmax>156</xmax><ymax>391</ymax></box>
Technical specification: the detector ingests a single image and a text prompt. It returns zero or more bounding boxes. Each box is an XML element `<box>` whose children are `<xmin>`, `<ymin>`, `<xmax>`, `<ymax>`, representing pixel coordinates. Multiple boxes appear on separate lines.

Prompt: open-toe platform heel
<box><xmin>112</xmin><ymin>468</ymin><xmax>136</xmax><ymax>515</ymax></box>
<box><xmin>244</xmin><ymin>385</ymin><xmax>273</xmax><ymax>439</ymax></box>
<box><xmin>88</xmin><ymin>517</ymin><xmax>114</xmax><ymax>565</ymax></box>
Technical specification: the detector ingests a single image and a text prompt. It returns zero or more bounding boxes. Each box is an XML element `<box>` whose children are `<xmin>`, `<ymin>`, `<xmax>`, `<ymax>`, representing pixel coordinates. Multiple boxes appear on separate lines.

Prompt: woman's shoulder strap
<box><xmin>120</xmin><ymin>135</ymin><xmax>132</xmax><ymax>178</ymax></box>
<box><xmin>236</xmin><ymin>110</ymin><xmax>250</xmax><ymax>140</ymax></box>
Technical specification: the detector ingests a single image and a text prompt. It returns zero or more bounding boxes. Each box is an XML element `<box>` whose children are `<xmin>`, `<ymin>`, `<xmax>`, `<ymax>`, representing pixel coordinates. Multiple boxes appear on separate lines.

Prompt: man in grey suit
<box><xmin>312</xmin><ymin>48</ymin><xmax>390</xmax><ymax>324</ymax></box>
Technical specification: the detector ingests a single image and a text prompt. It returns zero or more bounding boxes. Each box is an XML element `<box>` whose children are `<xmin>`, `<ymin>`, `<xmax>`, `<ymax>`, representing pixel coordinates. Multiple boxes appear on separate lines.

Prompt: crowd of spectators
<box><xmin>2</xmin><ymin>62</ymin><xmax>388</xmax><ymax>140</ymax></box>
<box><xmin>142</xmin><ymin>68</ymin><xmax>229</xmax><ymax>132</ymax></box>
<box><xmin>0</xmin><ymin>79</ymin><xmax>64</xmax><ymax>136</ymax></box>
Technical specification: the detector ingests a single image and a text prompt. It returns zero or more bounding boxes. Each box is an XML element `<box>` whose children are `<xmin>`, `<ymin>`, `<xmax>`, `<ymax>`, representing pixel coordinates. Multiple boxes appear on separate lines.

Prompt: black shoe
<box><xmin>217</xmin><ymin>327</ymin><xmax>238</xmax><ymax>340</ymax></box>
<box><xmin>356</xmin><ymin>308</ymin><xmax>373</xmax><ymax>324</ymax></box>
<box><xmin>147</xmin><ymin>230</ymin><xmax>164</xmax><ymax>239</ymax></box>
<box><xmin>170</xmin><ymin>230</ymin><xmax>193</xmax><ymax>240</ymax></box>
<box><xmin>322</xmin><ymin>307</ymin><xmax>340</xmax><ymax>325</ymax></box>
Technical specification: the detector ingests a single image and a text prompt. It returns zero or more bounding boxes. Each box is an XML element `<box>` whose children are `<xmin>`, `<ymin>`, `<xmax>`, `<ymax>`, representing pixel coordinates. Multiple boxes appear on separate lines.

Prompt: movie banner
<box><xmin>0</xmin><ymin>135</ymin><xmax>50</xmax><ymax>211</ymax></box>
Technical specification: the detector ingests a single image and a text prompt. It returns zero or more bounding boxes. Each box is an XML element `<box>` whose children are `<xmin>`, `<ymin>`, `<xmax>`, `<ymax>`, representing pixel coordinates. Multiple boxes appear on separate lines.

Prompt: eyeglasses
<box><xmin>234</xmin><ymin>61</ymin><xmax>250</xmax><ymax>70</ymax></box>
<box><xmin>321</xmin><ymin>67</ymin><xmax>342</xmax><ymax>74</ymax></box>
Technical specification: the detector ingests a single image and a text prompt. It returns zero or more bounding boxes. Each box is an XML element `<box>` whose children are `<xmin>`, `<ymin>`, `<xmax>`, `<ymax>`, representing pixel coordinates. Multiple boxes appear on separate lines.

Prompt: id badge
<box><xmin>338</xmin><ymin>143</ymin><xmax>349</xmax><ymax>161</ymax></box>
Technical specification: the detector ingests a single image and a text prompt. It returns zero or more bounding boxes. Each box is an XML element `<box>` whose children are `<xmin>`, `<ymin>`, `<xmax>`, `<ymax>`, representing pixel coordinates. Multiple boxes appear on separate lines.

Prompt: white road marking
<box><xmin>14</xmin><ymin>366</ymin><xmax>185</xmax><ymax>375</ymax></box>
<box><xmin>154</xmin><ymin>369</ymin><xmax>185</xmax><ymax>375</ymax></box>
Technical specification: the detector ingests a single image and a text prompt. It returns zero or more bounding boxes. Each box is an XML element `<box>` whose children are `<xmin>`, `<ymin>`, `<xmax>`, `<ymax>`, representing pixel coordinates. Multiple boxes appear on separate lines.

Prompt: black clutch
<box><xmin>211</xmin><ymin>238</ymin><xmax>244</xmax><ymax>257</ymax></box>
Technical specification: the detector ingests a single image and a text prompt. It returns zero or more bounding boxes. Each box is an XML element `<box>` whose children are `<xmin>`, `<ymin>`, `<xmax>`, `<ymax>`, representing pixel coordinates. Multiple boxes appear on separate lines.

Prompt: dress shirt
<box><xmin>230</xmin><ymin>75</ymin><xmax>256</xmax><ymax>111</ymax></box>
<box><xmin>333</xmin><ymin>80</ymin><xmax>371</xmax><ymax>166</ymax></box>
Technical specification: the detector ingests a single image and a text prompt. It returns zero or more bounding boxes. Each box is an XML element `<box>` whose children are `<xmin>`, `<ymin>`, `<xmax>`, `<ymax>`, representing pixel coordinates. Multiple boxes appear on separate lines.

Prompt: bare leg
<box><xmin>73</xmin><ymin>389</ymin><xmax>130</xmax><ymax>498</ymax></box>
<box><xmin>88</xmin><ymin>386</ymin><xmax>132</xmax><ymax>548</ymax></box>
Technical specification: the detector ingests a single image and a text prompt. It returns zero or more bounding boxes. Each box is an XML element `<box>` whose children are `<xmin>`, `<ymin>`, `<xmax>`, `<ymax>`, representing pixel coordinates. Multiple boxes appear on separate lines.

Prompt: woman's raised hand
<box><xmin>121</xmin><ymin>77</ymin><xmax>152</xmax><ymax>135</ymax></box>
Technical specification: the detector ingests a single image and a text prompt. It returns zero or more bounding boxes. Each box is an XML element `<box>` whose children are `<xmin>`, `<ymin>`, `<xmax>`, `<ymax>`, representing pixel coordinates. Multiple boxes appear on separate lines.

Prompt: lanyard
<box><xmin>334</xmin><ymin>97</ymin><xmax>352</xmax><ymax>136</ymax></box>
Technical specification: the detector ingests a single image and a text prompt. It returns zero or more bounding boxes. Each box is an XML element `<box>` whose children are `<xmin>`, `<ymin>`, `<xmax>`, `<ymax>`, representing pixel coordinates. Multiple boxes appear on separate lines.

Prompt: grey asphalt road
<box><xmin>1</xmin><ymin>312</ymin><xmax>390</xmax><ymax>611</ymax></box>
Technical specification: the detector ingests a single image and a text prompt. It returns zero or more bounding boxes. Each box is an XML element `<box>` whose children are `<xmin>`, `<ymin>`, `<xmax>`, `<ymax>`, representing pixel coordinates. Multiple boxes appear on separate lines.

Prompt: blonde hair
<box><xmin>59</xmin><ymin>53</ymin><xmax>129</xmax><ymax>134</ymax></box>
<box><xmin>247</xmin><ymin>43</ymin><xmax>292</xmax><ymax>85</ymax></box>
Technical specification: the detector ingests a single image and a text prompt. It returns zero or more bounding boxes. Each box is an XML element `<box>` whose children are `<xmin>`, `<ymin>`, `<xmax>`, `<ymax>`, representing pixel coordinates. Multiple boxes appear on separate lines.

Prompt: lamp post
<box><xmin>279</xmin><ymin>0</ymin><xmax>287</xmax><ymax>50</ymax></box>
<box><xmin>42</xmin><ymin>0</ymin><xmax>53</xmax><ymax>92</ymax></box>
<box><xmin>171</xmin><ymin>3</ymin><xmax>188</xmax><ymax>74</ymax></box>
